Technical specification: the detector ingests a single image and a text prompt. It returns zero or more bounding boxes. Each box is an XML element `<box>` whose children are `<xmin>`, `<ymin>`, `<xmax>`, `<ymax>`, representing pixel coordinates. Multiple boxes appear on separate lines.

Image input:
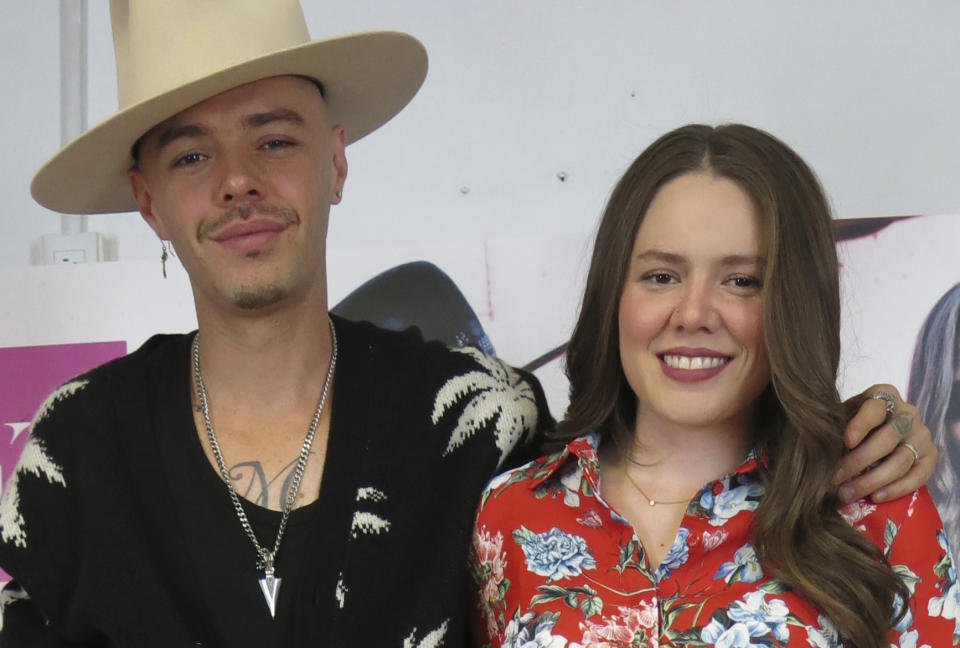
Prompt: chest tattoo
<box><xmin>227</xmin><ymin>457</ymin><xmax>299</xmax><ymax>508</ymax></box>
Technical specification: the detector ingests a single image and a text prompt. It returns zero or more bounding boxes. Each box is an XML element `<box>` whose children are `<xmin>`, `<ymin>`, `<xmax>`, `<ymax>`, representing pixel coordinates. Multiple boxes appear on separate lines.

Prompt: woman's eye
<box><xmin>644</xmin><ymin>272</ymin><xmax>675</xmax><ymax>284</ymax></box>
<box><xmin>729</xmin><ymin>275</ymin><xmax>762</xmax><ymax>289</ymax></box>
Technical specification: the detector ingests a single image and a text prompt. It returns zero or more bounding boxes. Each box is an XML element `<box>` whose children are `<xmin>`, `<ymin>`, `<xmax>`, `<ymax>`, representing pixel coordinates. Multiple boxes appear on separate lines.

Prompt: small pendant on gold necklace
<box><xmin>648</xmin><ymin>499</ymin><xmax>656</xmax><ymax>506</ymax></box>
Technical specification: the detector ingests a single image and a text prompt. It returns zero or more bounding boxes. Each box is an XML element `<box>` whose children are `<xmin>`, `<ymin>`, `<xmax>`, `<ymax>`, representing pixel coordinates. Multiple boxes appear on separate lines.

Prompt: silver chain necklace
<box><xmin>191</xmin><ymin>316</ymin><xmax>337</xmax><ymax>619</ymax></box>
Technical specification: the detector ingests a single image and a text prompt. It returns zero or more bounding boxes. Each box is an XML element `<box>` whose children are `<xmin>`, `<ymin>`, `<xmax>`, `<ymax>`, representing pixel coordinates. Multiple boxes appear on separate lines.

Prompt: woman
<box><xmin>469</xmin><ymin>124</ymin><xmax>957</xmax><ymax>648</ymax></box>
<box><xmin>909</xmin><ymin>283</ymin><xmax>960</xmax><ymax>554</ymax></box>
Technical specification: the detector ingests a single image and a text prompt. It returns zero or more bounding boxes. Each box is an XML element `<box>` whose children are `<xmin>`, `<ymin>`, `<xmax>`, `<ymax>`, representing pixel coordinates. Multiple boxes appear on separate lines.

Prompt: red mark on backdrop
<box><xmin>0</xmin><ymin>341</ymin><xmax>126</xmax><ymax>581</ymax></box>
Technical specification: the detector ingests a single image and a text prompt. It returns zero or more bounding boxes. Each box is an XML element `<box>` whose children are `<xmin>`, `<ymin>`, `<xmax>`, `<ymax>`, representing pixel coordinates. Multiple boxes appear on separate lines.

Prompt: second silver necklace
<box><xmin>192</xmin><ymin>316</ymin><xmax>337</xmax><ymax>618</ymax></box>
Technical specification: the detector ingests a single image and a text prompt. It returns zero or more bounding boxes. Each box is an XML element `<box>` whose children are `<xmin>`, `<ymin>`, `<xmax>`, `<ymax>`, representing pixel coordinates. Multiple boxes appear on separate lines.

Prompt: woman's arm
<box><xmin>881</xmin><ymin>488</ymin><xmax>958</xmax><ymax>647</ymax></box>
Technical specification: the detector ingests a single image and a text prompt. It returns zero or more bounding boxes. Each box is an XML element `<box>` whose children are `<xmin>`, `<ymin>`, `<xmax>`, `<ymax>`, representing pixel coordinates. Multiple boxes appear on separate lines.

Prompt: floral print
<box><xmin>714</xmin><ymin>544</ymin><xmax>764</xmax><ymax>585</ymax></box>
<box><xmin>473</xmin><ymin>526</ymin><xmax>511</xmax><ymax>638</ymax></box>
<box><xmin>576</xmin><ymin>509</ymin><xmax>603</xmax><ymax>529</ymax></box>
<box><xmin>655</xmin><ymin>527</ymin><xmax>690</xmax><ymax>580</ymax></box>
<box><xmin>707</xmin><ymin>482</ymin><xmax>763</xmax><ymax>526</ymax></box>
<box><xmin>700</xmin><ymin>616</ymin><xmax>761</xmax><ymax>648</ymax></box>
<box><xmin>502</xmin><ymin>610</ymin><xmax>568</xmax><ymax>648</ymax></box>
<box><xmin>577</xmin><ymin>602</ymin><xmax>658</xmax><ymax>647</ymax></box>
<box><xmin>838</xmin><ymin>500</ymin><xmax>877</xmax><ymax>531</ymax></box>
<box><xmin>696</xmin><ymin>593</ymin><xmax>791</xmax><ymax>647</ymax></box>
<box><xmin>469</xmin><ymin>434</ymin><xmax>958</xmax><ymax>647</ymax></box>
<box><xmin>928</xmin><ymin>530</ymin><xmax>960</xmax><ymax>643</ymax></box>
<box><xmin>803</xmin><ymin>615</ymin><xmax>840</xmax><ymax>648</ymax></box>
<box><xmin>891</xmin><ymin>628</ymin><xmax>932</xmax><ymax>648</ymax></box>
<box><xmin>725</xmin><ymin>591</ymin><xmax>790</xmax><ymax>642</ymax></box>
<box><xmin>513</xmin><ymin>527</ymin><xmax>597</xmax><ymax>581</ymax></box>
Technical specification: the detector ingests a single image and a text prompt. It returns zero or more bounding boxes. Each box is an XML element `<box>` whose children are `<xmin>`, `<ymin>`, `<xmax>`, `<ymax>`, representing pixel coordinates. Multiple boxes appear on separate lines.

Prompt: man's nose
<box><xmin>217</xmin><ymin>154</ymin><xmax>262</xmax><ymax>204</ymax></box>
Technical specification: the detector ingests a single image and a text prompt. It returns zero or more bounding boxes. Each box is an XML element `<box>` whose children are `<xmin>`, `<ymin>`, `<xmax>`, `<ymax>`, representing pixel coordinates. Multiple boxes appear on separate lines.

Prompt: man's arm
<box><xmin>835</xmin><ymin>384</ymin><xmax>937</xmax><ymax>503</ymax></box>
<box><xmin>0</xmin><ymin>379</ymin><xmax>89</xmax><ymax>645</ymax></box>
<box><xmin>0</xmin><ymin>581</ymin><xmax>71</xmax><ymax>647</ymax></box>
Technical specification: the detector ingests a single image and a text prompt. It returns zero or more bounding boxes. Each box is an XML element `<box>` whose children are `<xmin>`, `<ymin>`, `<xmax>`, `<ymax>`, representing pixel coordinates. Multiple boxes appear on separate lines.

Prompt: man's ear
<box><xmin>330</xmin><ymin>125</ymin><xmax>348</xmax><ymax>204</ymax></box>
<box><xmin>129</xmin><ymin>168</ymin><xmax>167</xmax><ymax>239</ymax></box>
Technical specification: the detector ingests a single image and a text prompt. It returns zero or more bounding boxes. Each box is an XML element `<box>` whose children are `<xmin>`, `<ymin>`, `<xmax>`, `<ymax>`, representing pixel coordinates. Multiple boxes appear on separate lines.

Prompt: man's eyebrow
<box><xmin>145</xmin><ymin>109</ymin><xmax>307</xmax><ymax>156</ymax></box>
<box><xmin>153</xmin><ymin>123</ymin><xmax>211</xmax><ymax>152</ymax></box>
<box><xmin>242</xmin><ymin>109</ymin><xmax>306</xmax><ymax>129</ymax></box>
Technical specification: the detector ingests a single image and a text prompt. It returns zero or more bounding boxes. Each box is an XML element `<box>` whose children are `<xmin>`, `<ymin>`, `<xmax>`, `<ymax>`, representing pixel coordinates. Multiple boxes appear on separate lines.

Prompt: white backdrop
<box><xmin>0</xmin><ymin>0</ymin><xmax>959</xmax><ymax>571</ymax></box>
<box><xmin>3</xmin><ymin>2</ymin><xmax>960</xmax><ymax>267</ymax></box>
<box><xmin>0</xmin><ymin>5</ymin><xmax>958</xmax><ymax>454</ymax></box>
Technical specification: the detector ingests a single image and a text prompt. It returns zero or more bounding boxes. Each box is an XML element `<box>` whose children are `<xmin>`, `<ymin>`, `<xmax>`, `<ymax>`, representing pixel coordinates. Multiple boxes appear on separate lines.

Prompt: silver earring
<box><xmin>161</xmin><ymin>241</ymin><xmax>170</xmax><ymax>278</ymax></box>
<box><xmin>336</xmin><ymin>189</ymin><xmax>343</xmax><ymax>199</ymax></box>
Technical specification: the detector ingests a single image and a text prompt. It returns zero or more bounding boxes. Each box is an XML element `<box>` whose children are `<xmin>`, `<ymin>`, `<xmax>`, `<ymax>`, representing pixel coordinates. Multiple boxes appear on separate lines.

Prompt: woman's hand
<box><xmin>834</xmin><ymin>384</ymin><xmax>937</xmax><ymax>503</ymax></box>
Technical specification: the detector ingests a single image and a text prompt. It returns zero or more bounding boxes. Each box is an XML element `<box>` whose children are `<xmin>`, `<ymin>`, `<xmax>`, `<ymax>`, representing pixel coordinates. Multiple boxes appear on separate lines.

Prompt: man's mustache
<box><xmin>199</xmin><ymin>203</ymin><xmax>298</xmax><ymax>240</ymax></box>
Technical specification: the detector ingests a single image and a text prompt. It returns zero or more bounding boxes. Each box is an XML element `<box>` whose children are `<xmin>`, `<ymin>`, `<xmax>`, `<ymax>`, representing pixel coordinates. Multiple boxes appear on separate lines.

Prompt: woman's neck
<box><xmin>617</xmin><ymin>408</ymin><xmax>756</xmax><ymax>497</ymax></box>
<box><xmin>597</xmin><ymin>409</ymin><xmax>757</xmax><ymax>570</ymax></box>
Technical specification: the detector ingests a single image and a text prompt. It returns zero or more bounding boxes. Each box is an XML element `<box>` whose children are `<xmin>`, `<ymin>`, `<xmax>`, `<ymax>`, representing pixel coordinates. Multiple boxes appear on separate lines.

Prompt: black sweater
<box><xmin>0</xmin><ymin>316</ymin><xmax>552</xmax><ymax>647</ymax></box>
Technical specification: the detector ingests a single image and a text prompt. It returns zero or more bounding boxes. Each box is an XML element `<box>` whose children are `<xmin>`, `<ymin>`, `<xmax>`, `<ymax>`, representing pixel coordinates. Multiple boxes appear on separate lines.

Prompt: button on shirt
<box><xmin>470</xmin><ymin>433</ymin><xmax>959</xmax><ymax>647</ymax></box>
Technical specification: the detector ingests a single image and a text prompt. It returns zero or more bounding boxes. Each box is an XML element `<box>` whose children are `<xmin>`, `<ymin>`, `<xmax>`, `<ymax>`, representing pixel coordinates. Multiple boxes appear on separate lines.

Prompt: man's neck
<box><xmin>192</xmin><ymin>293</ymin><xmax>335</xmax><ymax>416</ymax></box>
<box><xmin>189</xmin><ymin>290</ymin><xmax>337</xmax><ymax>512</ymax></box>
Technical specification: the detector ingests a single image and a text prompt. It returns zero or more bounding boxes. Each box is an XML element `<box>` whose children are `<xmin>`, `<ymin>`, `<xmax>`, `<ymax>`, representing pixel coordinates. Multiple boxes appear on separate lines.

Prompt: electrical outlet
<box><xmin>40</xmin><ymin>232</ymin><xmax>103</xmax><ymax>265</ymax></box>
<box><xmin>53</xmin><ymin>249</ymin><xmax>88</xmax><ymax>264</ymax></box>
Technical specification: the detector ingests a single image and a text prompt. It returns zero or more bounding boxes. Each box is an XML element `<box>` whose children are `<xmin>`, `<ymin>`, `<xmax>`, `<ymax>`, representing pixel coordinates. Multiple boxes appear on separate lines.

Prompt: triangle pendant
<box><xmin>259</xmin><ymin>572</ymin><xmax>282</xmax><ymax>618</ymax></box>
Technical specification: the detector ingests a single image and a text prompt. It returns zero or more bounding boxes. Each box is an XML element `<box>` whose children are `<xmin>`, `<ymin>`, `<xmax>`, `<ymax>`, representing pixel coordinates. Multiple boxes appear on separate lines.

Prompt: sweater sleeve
<box><xmin>0</xmin><ymin>377</ymin><xmax>91</xmax><ymax>644</ymax></box>
<box><xmin>411</xmin><ymin>335</ymin><xmax>555</xmax><ymax>473</ymax></box>
<box><xmin>496</xmin><ymin>362</ymin><xmax>555</xmax><ymax>472</ymax></box>
<box><xmin>0</xmin><ymin>580</ymin><xmax>78</xmax><ymax>647</ymax></box>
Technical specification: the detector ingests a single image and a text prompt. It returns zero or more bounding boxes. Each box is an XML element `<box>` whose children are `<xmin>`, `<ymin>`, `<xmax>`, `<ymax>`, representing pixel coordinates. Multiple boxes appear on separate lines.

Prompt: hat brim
<box><xmin>31</xmin><ymin>31</ymin><xmax>427</xmax><ymax>215</ymax></box>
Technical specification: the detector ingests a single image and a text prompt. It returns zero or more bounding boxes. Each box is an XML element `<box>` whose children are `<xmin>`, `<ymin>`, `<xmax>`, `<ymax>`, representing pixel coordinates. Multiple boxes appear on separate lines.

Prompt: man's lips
<box><xmin>209</xmin><ymin>219</ymin><xmax>286</xmax><ymax>242</ymax></box>
<box><xmin>200</xmin><ymin>202</ymin><xmax>298</xmax><ymax>245</ymax></box>
<box><xmin>208</xmin><ymin>219</ymin><xmax>287</xmax><ymax>251</ymax></box>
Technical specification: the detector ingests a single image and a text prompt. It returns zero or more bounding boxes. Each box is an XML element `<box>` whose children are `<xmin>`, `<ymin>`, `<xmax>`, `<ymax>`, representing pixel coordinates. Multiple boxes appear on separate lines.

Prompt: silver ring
<box><xmin>900</xmin><ymin>441</ymin><xmax>920</xmax><ymax>466</ymax></box>
<box><xmin>870</xmin><ymin>390</ymin><xmax>897</xmax><ymax>415</ymax></box>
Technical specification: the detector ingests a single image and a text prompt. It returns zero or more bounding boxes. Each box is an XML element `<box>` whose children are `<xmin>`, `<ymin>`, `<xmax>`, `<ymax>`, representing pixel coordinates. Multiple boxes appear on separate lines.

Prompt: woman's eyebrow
<box><xmin>634</xmin><ymin>250</ymin><xmax>765</xmax><ymax>269</ymax></box>
<box><xmin>634</xmin><ymin>249</ymin><xmax>684</xmax><ymax>264</ymax></box>
<box><xmin>718</xmin><ymin>254</ymin><xmax>765</xmax><ymax>268</ymax></box>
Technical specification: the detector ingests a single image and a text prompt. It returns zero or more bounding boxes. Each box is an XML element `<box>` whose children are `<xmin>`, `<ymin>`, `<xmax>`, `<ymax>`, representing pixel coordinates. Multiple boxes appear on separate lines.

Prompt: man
<box><xmin>0</xmin><ymin>1</ymin><xmax>937</xmax><ymax>646</ymax></box>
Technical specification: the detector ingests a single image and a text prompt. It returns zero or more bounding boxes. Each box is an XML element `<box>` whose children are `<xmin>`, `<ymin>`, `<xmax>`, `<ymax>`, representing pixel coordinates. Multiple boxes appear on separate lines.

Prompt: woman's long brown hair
<box><xmin>551</xmin><ymin>124</ymin><xmax>907</xmax><ymax>647</ymax></box>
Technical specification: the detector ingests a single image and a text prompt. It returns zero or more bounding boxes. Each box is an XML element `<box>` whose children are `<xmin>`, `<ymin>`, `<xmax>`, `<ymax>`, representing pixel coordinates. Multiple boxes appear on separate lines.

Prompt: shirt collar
<box><xmin>529</xmin><ymin>432</ymin><xmax>762</xmax><ymax>491</ymax></box>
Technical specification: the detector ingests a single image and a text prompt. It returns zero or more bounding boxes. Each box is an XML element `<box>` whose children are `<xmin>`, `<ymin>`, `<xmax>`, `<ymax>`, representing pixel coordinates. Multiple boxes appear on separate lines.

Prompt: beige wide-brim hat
<box><xmin>31</xmin><ymin>0</ymin><xmax>428</xmax><ymax>215</ymax></box>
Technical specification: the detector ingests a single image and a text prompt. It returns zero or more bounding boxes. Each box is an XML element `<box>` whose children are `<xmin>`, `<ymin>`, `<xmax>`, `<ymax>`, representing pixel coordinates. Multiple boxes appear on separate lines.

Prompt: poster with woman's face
<box><xmin>837</xmin><ymin>213</ymin><xmax>960</xmax><ymax>554</ymax></box>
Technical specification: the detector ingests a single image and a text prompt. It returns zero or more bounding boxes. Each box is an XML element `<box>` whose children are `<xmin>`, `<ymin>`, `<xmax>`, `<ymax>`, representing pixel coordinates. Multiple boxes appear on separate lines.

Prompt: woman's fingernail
<box><xmin>838</xmin><ymin>485</ymin><xmax>855</xmax><ymax>503</ymax></box>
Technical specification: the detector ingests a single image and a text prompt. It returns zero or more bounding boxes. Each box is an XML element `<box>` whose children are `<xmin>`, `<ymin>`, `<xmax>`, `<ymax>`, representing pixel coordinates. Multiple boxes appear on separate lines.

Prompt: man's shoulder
<box><xmin>75</xmin><ymin>331</ymin><xmax>187</xmax><ymax>384</ymax></box>
<box><xmin>334</xmin><ymin>315</ymin><xmax>500</xmax><ymax>381</ymax></box>
<box><xmin>337</xmin><ymin>316</ymin><xmax>547</xmax><ymax>402</ymax></box>
<box><xmin>30</xmin><ymin>332</ymin><xmax>191</xmax><ymax>428</ymax></box>
<box><xmin>334</xmin><ymin>315</ymin><xmax>450</xmax><ymax>355</ymax></box>
<box><xmin>334</xmin><ymin>316</ymin><xmax>554</xmax><ymax>465</ymax></box>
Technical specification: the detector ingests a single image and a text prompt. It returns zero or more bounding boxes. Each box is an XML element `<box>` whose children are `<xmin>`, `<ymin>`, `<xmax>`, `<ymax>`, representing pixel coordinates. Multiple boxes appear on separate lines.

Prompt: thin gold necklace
<box><xmin>621</xmin><ymin>463</ymin><xmax>693</xmax><ymax>507</ymax></box>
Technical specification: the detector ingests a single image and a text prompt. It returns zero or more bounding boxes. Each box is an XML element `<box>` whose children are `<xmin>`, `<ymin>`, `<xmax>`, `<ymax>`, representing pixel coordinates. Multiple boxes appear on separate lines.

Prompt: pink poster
<box><xmin>0</xmin><ymin>341</ymin><xmax>126</xmax><ymax>581</ymax></box>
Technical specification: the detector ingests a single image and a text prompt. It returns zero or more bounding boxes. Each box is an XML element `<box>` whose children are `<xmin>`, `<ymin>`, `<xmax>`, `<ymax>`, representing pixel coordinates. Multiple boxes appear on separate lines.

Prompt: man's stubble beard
<box><xmin>232</xmin><ymin>284</ymin><xmax>287</xmax><ymax>310</ymax></box>
<box><xmin>203</xmin><ymin>203</ymin><xmax>300</xmax><ymax>311</ymax></box>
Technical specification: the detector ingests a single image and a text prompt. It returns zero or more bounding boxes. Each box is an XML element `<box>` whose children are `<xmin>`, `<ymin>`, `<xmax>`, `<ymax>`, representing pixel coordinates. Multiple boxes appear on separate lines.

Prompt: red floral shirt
<box><xmin>469</xmin><ymin>433</ymin><xmax>959</xmax><ymax>648</ymax></box>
